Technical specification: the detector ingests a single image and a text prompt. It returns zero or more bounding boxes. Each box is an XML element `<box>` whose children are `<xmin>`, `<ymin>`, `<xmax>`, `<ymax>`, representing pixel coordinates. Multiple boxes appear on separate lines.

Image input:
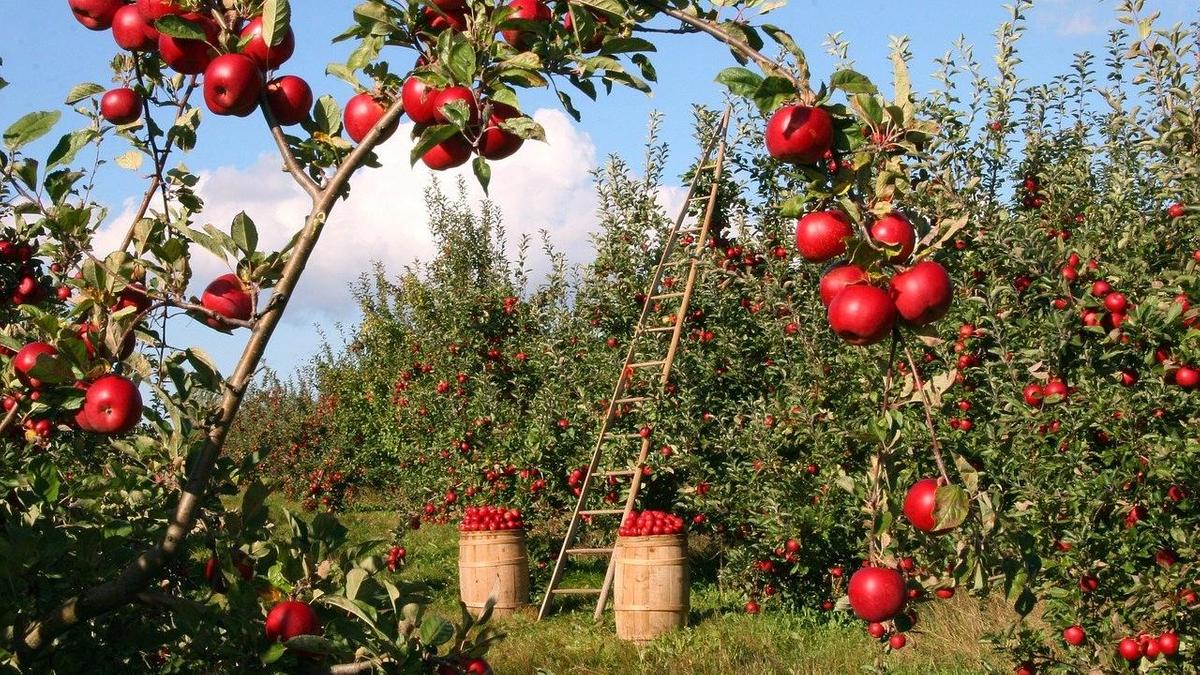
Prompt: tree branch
<box><xmin>0</xmin><ymin>402</ymin><xmax>20</xmax><ymax>438</ymax></box>
<box><xmin>260</xmin><ymin>93</ymin><xmax>322</xmax><ymax>199</ymax></box>
<box><xmin>17</xmin><ymin>99</ymin><xmax>407</xmax><ymax>662</ymax></box>
<box><xmin>119</xmin><ymin>75</ymin><xmax>199</xmax><ymax>253</ymax></box>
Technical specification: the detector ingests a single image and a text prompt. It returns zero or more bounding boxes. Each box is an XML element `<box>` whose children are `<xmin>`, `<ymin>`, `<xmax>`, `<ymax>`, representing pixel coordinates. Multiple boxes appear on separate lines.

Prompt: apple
<box><xmin>1117</xmin><ymin>637</ymin><xmax>1142</xmax><ymax>662</ymax></box>
<box><xmin>794</xmin><ymin>210</ymin><xmax>852</xmax><ymax>263</ymax></box>
<box><xmin>1167</xmin><ymin>202</ymin><xmax>1186</xmax><ymax>219</ymax></box>
<box><xmin>265</xmin><ymin>76</ymin><xmax>313</xmax><ymax>126</ymax></box>
<box><xmin>867</xmin><ymin>622</ymin><xmax>886</xmax><ymax>639</ymax></box>
<box><xmin>847</xmin><ymin>566</ymin><xmax>906</xmax><ymax>622</ymax></box>
<box><xmin>111</xmin><ymin>4</ymin><xmax>159</xmax><ymax>51</ymax></box>
<box><xmin>819</xmin><ymin>263</ymin><xmax>867</xmax><ymax>307</ymax></box>
<box><xmin>100</xmin><ymin>88</ymin><xmax>143</xmax><ymax>125</ymax></box>
<box><xmin>79</xmin><ymin>375</ymin><xmax>143</xmax><ymax>435</ymax></box>
<box><xmin>869</xmin><ymin>212</ymin><xmax>916</xmax><ymax>263</ymax></box>
<box><xmin>827</xmin><ymin>284</ymin><xmax>896</xmax><ymax>346</ymax></box>
<box><xmin>13</xmin><ymin>342</ymin><xmax>62</xmax><ymax>389</ymax></box>
<box><xmin>1157</xmin><ymin>631</ymin><xmax>1179</xmax><ymax>657</ymax></box>
<box><xmin>902</xmin><ymin>478</ymin><xmax>952</xmax><ymax>533</ymax></box>
<box><xmin>1043</xmin><ymin>379</ymin><xmax>1069</xmax><ymax>401</ymax></box>
<box><xmin>265</xmin><ymin>600</ymin><xmax>320</xmax><ymax>643</ymax></box>
<box><xmin>1173</xmin><ymin>366</ymin><xmax>1198</xmax><ymax>389</ymax></box>
<box><xmin>889</xmin><ymin>261</ymin><xmax>953</xmax><ymax>326</ymax></box>
<box><xmin>68</xmin><ymin>0</ymin><xmax>125</xmax><ymax>30</ymax></box>
<box><xmin>402</xmin><ymin>77</ymin><xmax>440</xmax><ymax>125</ymax></box>
<box><xmin>888</xmin><ymin>633</ymin><xmax>906</xmax><ymax>650</ymax></box>
<box><xmin>563</xmin><ymin>8</ymin><xmax>605</xmax><ymax>52</ymax></box>
<box><xmin>136</xmin><ymin>0</ymin><xmax>183</xmax><ymax>21</ymax></box>
<box><xmin>744</xmin><ymin>599</ymin><xmax>760</xmax><ymax>614</ymax></box>
<box><xmin>1063</xmin><ymin>625</ymin><xmax>1085</xmax><ymax>646</ymax></box>
<box><xmin>422</xmin><ymin>6</ymin><xmax>468</xmax><ymax>33</ymax></box>
<box><xmin>764</xmin><ymin>105</ymin><xmax>833</xmax><ymax>164</ymax></box>
<box><xmin>158</xmin><ymin>13</ymin><xmax>219</xmax><ymax>74</ymax></box>
<box><xmin>240</xmin><ymin>16</ymin><xmax>295</xmax><ymax>69</ymax></box>
<box><xmin>463</xmin><ymin>660</ymin><xmax>493</xmax><ymax>675</ymax></box>
<box><xmin>477</xmin><ymin>102</ymin><xmax>524</xmax><ymax>160</ymax></box>
<box><xmin>344</xmin><ymin>93</ymin><xmax>398</xmax><ymax>144</ymax></box>
<box><xmin>200</xmin><ymin>273</ymin><xmax>253</xmax><ymax>328</ymax></box>
<box><xmin>432</xmin><ymin>86</ymin><xmax>481</xmax><ymax>125</ymax></box>
<box><xmin>501</xmin><ymin>0</ymin><xmax>552</xmax><ymax>50</ymax></box>
<box><xmin>1104</xmin><ymin>291</ymin><xmax>1127</xmax><ymax>313</ymax></box>
<box><xmin>203</xmin><ymin>552</ymin><xmax>253</xmax><ymax>590</ymax></box>
<box><xmin>935</xmin><ymin>587</ymin><xmax>955</xmax><ymax>599</ymax></box>
<box><xmin>203</xmin><ymin>54</ymin><xmax>264</xmax><ymax>117</ymax></box>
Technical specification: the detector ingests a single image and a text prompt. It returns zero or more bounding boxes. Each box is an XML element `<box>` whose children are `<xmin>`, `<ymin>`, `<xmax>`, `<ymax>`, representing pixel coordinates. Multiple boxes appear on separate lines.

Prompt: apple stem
<box><xmin>0</xmin><ymin>401</ymin><xmax>20</xmax><ymax>438</ymax></box>
<box><xmin>903</xmin><ymin>343</ymin><xmax>951</xmax><ymax>484</ymax></box>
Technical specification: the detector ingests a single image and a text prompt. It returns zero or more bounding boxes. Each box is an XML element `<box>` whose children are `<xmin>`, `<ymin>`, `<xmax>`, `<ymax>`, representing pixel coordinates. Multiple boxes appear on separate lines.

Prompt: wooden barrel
<box><xmin>613</xmin><ymin>534</ymin><xmax>689</xmax><ymax>642</ymax></box>
<box><xmin>458</xmin><ymin>530</ymin><xmax>529</xmax><ymax>618</ymax></box>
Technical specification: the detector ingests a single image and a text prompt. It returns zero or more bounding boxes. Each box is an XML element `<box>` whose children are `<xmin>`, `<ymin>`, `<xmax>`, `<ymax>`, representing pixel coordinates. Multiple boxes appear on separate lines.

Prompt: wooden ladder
<box><xmin>537</xmin><ymin>106</ymin><xmax>732</xmax><ymax>621</ymax></box>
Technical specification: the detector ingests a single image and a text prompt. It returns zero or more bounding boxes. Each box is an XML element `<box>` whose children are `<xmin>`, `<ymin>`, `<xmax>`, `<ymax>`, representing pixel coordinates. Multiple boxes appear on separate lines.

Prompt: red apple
<box><xmin>903</xmin><ymin>478</ymin><xmax>953</xmax><ymax>533</ymax></box>
<box><xmin>1167</xmin><ymin>202</ymin><xmax>1185</xmax><ymax>219</ymax></box>
<box><xmin>1157</xmin><ymin>631</ymin><xmax>1179</xmax><ymax>657</ymax></box>
<box><xmin>847</xmin><ymin>566</ymin><xmax>906</xmax><ymax>622</ymax></box>
<box><xmin>111</xmin><ymin>4</ymin><xmax>159</xmax><ymax>51</ymax></box>
<box><xmin>158</xmin><ymin>13</ymin><xmax>219</xmax><ymax>75</ymax></box>
<box><xmin>889</xmin><ymin>261</ymin><xmax>953</xmax><ymax>326</ymax></box>
<box><xmin>1063</xmin><ymin>625</ymin><xmax>1086</xmax><ymax>646</ymax></box>
<box><xmin>203</xmin><ymin>54</ymin><xmax>264</xmax><ymax>117</ymax></box>
<box><xmin>402</xmin><ymin>77</ymin><xmax>440</xmax><ymax>125</ymax></box>
<box><xmin>68</xmin><ymin>0</ymin><xmax>125</xmax><ymax>30</ymax></box>
<box><xmin>1117</xmin><ymin>637</ymin><xmax>1142</xmax><ymax>662</ymax></box>
<box><xmin>827</xmin><ymin>284</ymin><xmax>896</xmax><ymax>346</ymax></box>
<box><xmin>422</xmin><ymin>6</ymin><xmax>468</xmax><ymax>33</ymax></box>
<box><xmin>764</xmin><ymin>105</ymin><xmax>833</xmax><ymax>165</ymax></box>
<box><xmin>136</xmin><ymin>0</ymin><xmax>183</xmax><ymax>21</ymax></box>
<box><xmin>477</xmin><ymin>102</ymin><xmax>524</xmax><ymax>160</ymax></box>
<box><xmin>794</xmin><ymin>210</ymin><xmax>852</xmax><ymax>263</ymax></box>
<box><xmin>1175</xmin><ymin>366</ymin><xmax>1199</xmax><ymax>389</ymax></box>
<box><xmin>563</xmin><ymin>8</ymin><xmax>605</xmax><ymax>52</ymax></box>
<box><xmin>266</xmin><ymin>76</ymin><xmax>313</xmax><ymax>126</ymax></box>
<box><xmin>869</xmin><ymin>212</ymin><xmax>916</xmax><ymax>263</ymax></box>
<box><xmin>101</xmin><ymin>88</ymin><xmax>143</xmax><ymax>125</ymax></box>
<box><xmin>744</xmin><ymin>599</ymin><xmax>760</xmax><ymax>614</ymax></box>
<box><xmin>889</xmin><ymin>633</ymin><xmax>906</xmax><ymax>650</ymax></box>
<box><xmin>432</xmin><ymin>86</ymin><xmax>480</xmax><ymax>125</ymax></box>
<box><xmin>819</xmin><ymin>263</ymin><xmax>867</xmax><ymax>307</ymax></box>
<box><xmin>13</xmin><ymin>342</ymin><xmax>62</xmax><ymax>389</ymax></box>
<box><xmin>240</xmin><ymin>16</ymin><xmax>295</xmax><ymax>69</ymax></box>
<box><xmin>501</xmin><ymin>0</ymin><xmax>552</xmax><ymax>49</ymax></box>
<box><xmin>265</xmin><ymin>600</ymin><xmax>320</xmax><ymax>643</ymax></box>
<box><xmin>422</xmin><ymin>134</ymin><xmax>473</xmax><ymax>170</ymax></box>
<box><xmin>344</xmin><ymin>93</ymin><xmax>398</xmax><ymax>144</ymax></box>
<box><xmin>200</xmin><ymin>273</ymin><xmax>253</xmax><ymax>328</ymax></box>
<box><xmin>79</xmin><ymin>375</ymin><xmax>143</xmax><ymax>435</ymax></box>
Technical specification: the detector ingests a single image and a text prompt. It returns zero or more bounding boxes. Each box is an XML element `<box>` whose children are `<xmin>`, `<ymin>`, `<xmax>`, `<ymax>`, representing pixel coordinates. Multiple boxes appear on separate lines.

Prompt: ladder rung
<box><xmin>642</xmin><ymin>326</ymin><xmax>676</xmax><ymax>334</ymax></box>
<box><xmin>580</xmin><ymin>509</ymin><xmax>625</xmax><ymax>516</ymax></box>
<box><xmin>630</xmin><ymin>360</ymin><xmax>666</xmax><ymax>369</ymax></box>
<box><xmin>613</xmin><ymin>396</ymin><xmax>651</xmax><ymax>404</ymax></box>
<box><xmin>688</xmin><ymin>193</ymin><xmax>710</xmax><ymax>201</ymax></box>
<box><xmin>699</xmin><ymin>162</ymin><xmax>719</xmax><ymax>170</ymax></box>
<box><xmin>608</xmin><ymin>433</ymin><xmax>644</xmax><ymax>439</ymax></box>
<box><xmin>605</xmin><ymin>469</ymin><xmax>637</xmax><ymax>477</ymax></box>
<box><xmin>551</xmin><ymin>588</ymin><xmax>602</xmax><ymax>595</ymax></box>
<box><xmin>566</xmin><ymin>548</ymin><xmax>614</xmax><ymax>556</ymax></box>
<box><xmin>650</xmin><ymin>292</ymin><xmax>685</xmax><ymax>301</ymax></box>
<box><xmin>676</xmin><ymin>226</ymin><xmax>703</xmax><ymax>234</ymax></box>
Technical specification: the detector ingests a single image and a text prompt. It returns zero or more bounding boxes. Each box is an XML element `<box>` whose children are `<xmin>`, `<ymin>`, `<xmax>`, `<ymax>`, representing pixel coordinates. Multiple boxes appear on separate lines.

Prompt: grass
<box><xmin>284</xmin><ymin>502</ymin><xmax>1006</xmax><ymax>674</ymax></box>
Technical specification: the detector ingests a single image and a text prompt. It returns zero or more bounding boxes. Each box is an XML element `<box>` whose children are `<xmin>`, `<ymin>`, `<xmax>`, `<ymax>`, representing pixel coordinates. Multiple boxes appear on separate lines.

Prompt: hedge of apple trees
<box><xmin>232</xmin><ymin>1</ymin><xmax>1200</xmax><ymax>672</ymax></box>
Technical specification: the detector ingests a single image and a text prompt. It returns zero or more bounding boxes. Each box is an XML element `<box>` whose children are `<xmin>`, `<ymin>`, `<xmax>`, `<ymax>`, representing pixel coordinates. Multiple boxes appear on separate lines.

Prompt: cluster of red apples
<box><xmin>618</xmin><ymin>509</ymin><xmax>685</xmax><ymax>537</ymax></box>
<box><xmin>459</xmin><ymin>505</ymin><xmax>525</xmax><ymax>531</ymax></box>
<box><xmin>766</xmin><ymin>105</ymin><xmax>953</xmax><ymax>345</ymax></box>
<box><xmin>70</xmin><ymin>0</ymin><xmax>534</xmax><ymax>171</ymax></box>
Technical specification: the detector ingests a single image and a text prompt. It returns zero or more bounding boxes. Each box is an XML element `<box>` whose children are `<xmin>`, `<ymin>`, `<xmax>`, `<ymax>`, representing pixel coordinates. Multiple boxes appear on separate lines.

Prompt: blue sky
<box><xmin>2</xmin><ymin>1</ymin><xmax>1196</xmax><ymax>378</ymax></box>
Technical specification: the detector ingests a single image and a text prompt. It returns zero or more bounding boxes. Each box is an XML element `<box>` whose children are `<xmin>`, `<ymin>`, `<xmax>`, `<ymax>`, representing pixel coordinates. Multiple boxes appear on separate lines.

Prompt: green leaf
<box><xmin>472</xmin><ymin>156</ymin><xmax>491</xmax><ymax>193</ymax></box>
<box><xmin>419</xmin><ymin>617</ymin><xmax>453</xmax><ymax>646</ymax></box>
<box><xmin>933</xmin><ymin>484</ymin><xmax>969</xmax><ymax>531</ymax></box>
<box><xmin>325</xmin><ymin>64</ymin><xmax>361</xmax><ymax>90</ymax></box>
<box><xmin>5</xmin><ymin>111</ymin><xmax>61</xmax><ymax>152</ymax></box>
<box><xmin>715</xmin><ymin>67</ymin><xmax>763</xmax><ymax>99</ymax></box>
<box><xmin>260</xmin><ymin>642</ymin><xmax>286</xmax><ymax>665</ymax></box>
<box><xmin>47</xmin><ymin>129</ymin><xmax>98</xmax><ymax>170</ymax></box>
<box><xmin>230</xmin><ymin>211</ymin><xmax>258</xmax><ymax>255</ymax></box>
<box><xmin>154</xmin><ymin>15</ymin><xmax>207</xmax><ymax>41</ymax></box>
<box><xmin>345</xmin><ymin>568</ymin><xmax>368</xmax><ymax>601</ymax></box>
<box><xmin>283</xmin><ymin>634</ymin><xmax>335</xmax><ymax>655</ymax></box>
<box><xmin>446</xmin><ymin>40</ymin><xmax>477</xmax><ymax>87</ymax></box>
<box><xmin>262</xmin><ymin>0</ymin><xmax>292</xmax><ymax>49</ymax></box>
<box><xmin>409</xmin><ymin>125</ymin><xmax>459</xmax><ymax>166</ymax></box>
<box><xmin>65</xmin><ymin>83</ymin><xmax>105</xmax><ymax>105</ymax></box>
<box><xmin>313</xmin><ymin>95</ymin><xmax>341</xmax><ymax>136</ymax></box>
<box><xmin>830</xmin><ymin>69</ymin><xmax>878</xmax><ymax>95</ymax></box>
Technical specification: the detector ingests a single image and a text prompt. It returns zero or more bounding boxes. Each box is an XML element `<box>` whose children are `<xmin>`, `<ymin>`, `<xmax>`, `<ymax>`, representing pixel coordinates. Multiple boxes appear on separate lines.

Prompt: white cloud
<box><xmin>1032</xmin><ymin>0</ymin><xmax>1103</xmax><ymax>37</ymax></box>
<box><xmin>95</xmin><ymin>109</ymin><xmax>609</xmax><ymax>323</ymax></box>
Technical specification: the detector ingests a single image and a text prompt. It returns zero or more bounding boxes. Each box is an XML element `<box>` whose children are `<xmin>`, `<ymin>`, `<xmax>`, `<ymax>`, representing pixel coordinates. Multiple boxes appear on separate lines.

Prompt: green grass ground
<box><xmin>300</xmin><ymin>503</ymin><xmax>1005</xmax><ymax>674</ymax></box>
